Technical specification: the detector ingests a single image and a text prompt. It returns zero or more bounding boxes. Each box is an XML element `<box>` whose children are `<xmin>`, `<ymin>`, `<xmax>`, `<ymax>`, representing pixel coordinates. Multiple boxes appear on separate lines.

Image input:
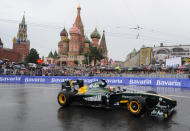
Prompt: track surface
<box><xmin>0</xmin><ymin>84</ymin><xmax>190</xmax><ymax>131</ymax></box>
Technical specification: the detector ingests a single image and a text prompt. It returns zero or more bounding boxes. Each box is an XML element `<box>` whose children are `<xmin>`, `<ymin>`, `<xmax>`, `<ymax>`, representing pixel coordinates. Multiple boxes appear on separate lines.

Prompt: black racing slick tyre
<box><xmin>57</xmin><ymin>92</ymin><xmax>70</xmax><ymax>107</ymax></box>
<box><xmin>128</xmin><ymin>97</ymin><xmax>145</xmax><ymax>116</ymax></box>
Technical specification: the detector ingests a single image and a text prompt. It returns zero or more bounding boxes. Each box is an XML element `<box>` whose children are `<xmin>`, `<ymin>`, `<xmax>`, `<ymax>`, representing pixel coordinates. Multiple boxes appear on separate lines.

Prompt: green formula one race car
<box><xmin>57</xmin><ymin>80</ymin><xmax>177</xmax><ymax>119</ymax></box>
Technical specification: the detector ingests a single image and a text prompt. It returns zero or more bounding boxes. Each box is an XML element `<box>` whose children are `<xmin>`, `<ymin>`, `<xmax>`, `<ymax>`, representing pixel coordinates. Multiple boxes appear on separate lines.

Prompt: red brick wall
<box><xmin>63</xmin><ymin>42</ymin><xmax>69</xmax><ymax>54</ymax></box>
<box><xmin>83</xmin><ymin>43</ymin><xmax>89</xmax><ymax>54</ymax></box>
<box><xmin>69</xmin><ymin>34</ymin><xmax>80</xmax><ymax>55</ymax></box>
<box><xmin>66</xmin><ymin>61</ymin><xmax>75</xmax><ymax>66</ymax></box>
<box><xmin>58</xmin><ymin>42</ymin><xmax>63</xmax><ymax>55</ymax></box>
<box><xmin>0</xmin><ymin>48</ymin><xmax>20</xmax><ymax>62</ymax></box>
<box><xmin>13</xmin><ymin>43</ymin><xmax>30</xmax><ymax>60</ymax></box>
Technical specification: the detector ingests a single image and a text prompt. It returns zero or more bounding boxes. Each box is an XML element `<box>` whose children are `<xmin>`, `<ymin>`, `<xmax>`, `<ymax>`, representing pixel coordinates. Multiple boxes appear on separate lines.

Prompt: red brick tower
<box><xmin>69</xmin><ymin>24</ymin><xmax>81</xmax><ymax>55</ymax></box>
<box><xmin>90</xmin><ymin>28</ymin><xmax>101</xmax><ymax>47</ymax></box>
<box><xmin>74</xmin><ymin>5</ymin><xmax>84</xmax><ymax>54</ymax></box>
<box><xmin>13</xmin><ymin>14</ymin><xmax>30</xmax><ymax>61</ymax></box>
<box><xmin>58</xmin><ymin>27</ymin><xmax>69</xmax><ymax>55</ymax></box>
<box><xmin>83</xmin><ymin>35</ymin><xmax>90</xmax><ymax>54</ymax></box>
<box><xmin>58</xmin><ymin>41</ymin><xmax>63</xmax><ymax>56</ymax></box>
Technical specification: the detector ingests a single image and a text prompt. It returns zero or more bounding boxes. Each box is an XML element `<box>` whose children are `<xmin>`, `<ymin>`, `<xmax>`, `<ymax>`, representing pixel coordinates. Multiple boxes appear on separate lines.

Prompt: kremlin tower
<box><xmin>0</xmin><ymin>14</ymin><xmax>30</xmax><ymax>62</ymax></box>
<box><xmin>46</xmin><ymin>5</ymin><xmax>108</xmax><ymax>66</ymax></box>
<box><xmin>13</xmin><ymin>13</ymin><xmax>30</xmax><ymax>61</ymax></box>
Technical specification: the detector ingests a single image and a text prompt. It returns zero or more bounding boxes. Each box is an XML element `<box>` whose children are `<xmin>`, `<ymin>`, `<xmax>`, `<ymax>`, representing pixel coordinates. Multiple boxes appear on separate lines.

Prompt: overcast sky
<box><xmin>0</xmin><ymin>0</ymin><xmax>190</xmax><ymax>61</ymax></box>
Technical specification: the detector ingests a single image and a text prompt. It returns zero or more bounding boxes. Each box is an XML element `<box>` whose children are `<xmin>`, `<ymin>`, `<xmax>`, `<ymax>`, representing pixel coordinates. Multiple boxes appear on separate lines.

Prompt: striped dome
<box><xmin>90</xmin><ymin>27</ymin><xmax>101</xmax><ymax>39</ymax></box>
<box><xmin>69</xmin><ymin>24</ymin><xmax>81</xmax><ymax>34</ymax></box>
<box><xmin>60</xmin><ymin>28</ymin><xmax>68</xmax><ymax>36</ymax></box>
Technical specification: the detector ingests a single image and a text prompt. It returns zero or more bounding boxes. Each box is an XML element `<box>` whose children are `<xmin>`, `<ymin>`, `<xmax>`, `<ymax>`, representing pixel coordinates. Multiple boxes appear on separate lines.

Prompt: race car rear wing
<box><xmin>61</xmin><ymin>80</ymin><xmax>84</xmax><ymax>91</ymax></box>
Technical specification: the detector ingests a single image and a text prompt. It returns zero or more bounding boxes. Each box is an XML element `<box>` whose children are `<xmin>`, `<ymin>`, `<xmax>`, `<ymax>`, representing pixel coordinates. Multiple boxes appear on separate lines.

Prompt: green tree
<box><xmin>48</xmin><ymin>51</ymin><xmax>54</xmax><ymax>58</ymax></box>
<box><xmin>84</xmin><ymin>47</ymin><xmax>104</xmax><ymax>65</ymax></box>
<box><xmin>53</xmin><ymin>50</ymin><xmax>58</xmax><ymax>58</ymax></box>
<box><xmin>74</xmin><ymin>60</ymin><xmax>79</xmax><ymax>65</ymax></box>
<box><xmin>25</xmin><ymin>48</ymin><xmax>40</xmax><ymax>63</ymax></box>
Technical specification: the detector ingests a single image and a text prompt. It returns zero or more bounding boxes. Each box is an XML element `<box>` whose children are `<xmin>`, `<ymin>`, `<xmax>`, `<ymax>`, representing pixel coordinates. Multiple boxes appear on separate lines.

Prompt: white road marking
<box><xmin>166</xmin><ymin>95</ymin><xmax>190</xmax><ymax>99</ymax></box>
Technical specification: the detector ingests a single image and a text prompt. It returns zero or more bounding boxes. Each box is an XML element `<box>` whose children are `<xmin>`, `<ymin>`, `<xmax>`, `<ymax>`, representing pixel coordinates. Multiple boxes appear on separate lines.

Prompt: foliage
<box><xmin>84</xmin><ymin>47</ymin><xmax>104</xmax><ymax>65</ymax></box>
<box><xmin>48</xmin><ymin>51</ymin><xmax>54</xmax><ymax>58</ymax></box>
<box><xmin>25</xmin><ymin>48</ymin><xmax>40</xmax><ymax>63</ymax></box>
<box><xmin>74</xmin><ymin>60</ymin><xmax>78</xmax><ymax>65</ymax></box>
<box><xmin>82</xmin><ymin>59</ymin><xmax>87</xmax><ymax>65</ymax></box>
<box><xmin>54</xmin><ymin>50</ymin><xmax>58</xmax><ymax>58</ymax></box>
<box><xmin>48</xmin><ymin>50</ymin><xmax>58</xmax><ymax>58</ymax></box>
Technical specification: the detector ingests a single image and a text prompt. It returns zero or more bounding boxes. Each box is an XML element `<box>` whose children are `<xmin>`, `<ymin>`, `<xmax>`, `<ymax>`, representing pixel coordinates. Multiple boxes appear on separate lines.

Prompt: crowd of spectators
<box><xmin>0</xmin><ymin>60</ymin><xmax>190</xmax><ymax>78</ymax></box>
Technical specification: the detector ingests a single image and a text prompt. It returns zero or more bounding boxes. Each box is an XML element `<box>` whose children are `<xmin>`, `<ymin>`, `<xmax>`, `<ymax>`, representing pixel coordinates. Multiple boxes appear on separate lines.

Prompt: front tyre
<box><xmin>57</xmin><ymin>92</ymin><xmax>70</xmax><ymax>107</ymax></box>
<box><xmin>128</xmin><ymin>97</ymin><xmax>145</xmax><ymax>116</ymax></box>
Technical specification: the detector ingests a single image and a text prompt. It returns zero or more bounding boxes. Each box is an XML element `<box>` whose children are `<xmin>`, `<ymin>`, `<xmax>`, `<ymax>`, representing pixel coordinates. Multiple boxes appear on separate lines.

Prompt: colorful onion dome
<box><xmin>62</xmin><ymin>36</ymin><xmax>70</xmax><ymax>43</ymax></box>
<box><xmin>90</xmin><ymin>27</ymin><xmax>101</xmax><ymax>39</ymax></box>
<box><xmin>84</xmin><ymin>35</ymin><xmax>90</xmax><ymax>43</ymax></box>
<box><xmin>60</xmin><ymin>27</ymin><xmax>68</xmax><ymax>36</ymax></box>
<box><xmin>69</xmin><ymin>24</ymin><xmax>81</xmax><ymax>34</ymax></box>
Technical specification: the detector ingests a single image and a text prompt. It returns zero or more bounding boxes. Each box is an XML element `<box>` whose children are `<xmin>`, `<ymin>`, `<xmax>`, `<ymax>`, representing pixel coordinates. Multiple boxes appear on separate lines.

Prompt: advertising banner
<box><xmin>0</xmin><ymin>75</ymin><xmax>189</xmax><ymax>88</ymax></box>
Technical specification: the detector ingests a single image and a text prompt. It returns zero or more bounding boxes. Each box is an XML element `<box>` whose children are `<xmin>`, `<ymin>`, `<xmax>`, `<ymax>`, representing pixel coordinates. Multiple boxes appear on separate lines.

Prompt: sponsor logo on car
<box><xmin>84</xmin><ymin>95</ymin><xmax>102</xmax><ymax>102</ymax></box>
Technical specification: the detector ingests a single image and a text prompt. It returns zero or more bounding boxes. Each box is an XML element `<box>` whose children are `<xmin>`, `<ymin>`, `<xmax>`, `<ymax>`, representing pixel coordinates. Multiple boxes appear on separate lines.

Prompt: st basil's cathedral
<box><xmin>45</xmin><ymin>5</ymin><xmax>108</xmax><ymax>66</ymax></box>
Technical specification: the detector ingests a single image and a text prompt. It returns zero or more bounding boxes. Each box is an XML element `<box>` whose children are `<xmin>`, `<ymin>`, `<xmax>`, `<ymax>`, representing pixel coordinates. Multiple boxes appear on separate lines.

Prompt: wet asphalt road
<box><xmin>0</xmin><ymin>84</ymin><xmax>190</xmax><ymax>131</ymax></box>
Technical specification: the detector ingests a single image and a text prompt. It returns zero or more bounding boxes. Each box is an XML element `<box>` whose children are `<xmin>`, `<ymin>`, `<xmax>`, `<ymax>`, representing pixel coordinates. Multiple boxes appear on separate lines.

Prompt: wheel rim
<box><xmin>129</xmin><ymin>101</ymin><xmax>141</xmax><ymax>113</ymax></box>
<box><xmin>59</xmin><ymin>94</ymin><xmax>66</xmax><ymax>104</ymax></box>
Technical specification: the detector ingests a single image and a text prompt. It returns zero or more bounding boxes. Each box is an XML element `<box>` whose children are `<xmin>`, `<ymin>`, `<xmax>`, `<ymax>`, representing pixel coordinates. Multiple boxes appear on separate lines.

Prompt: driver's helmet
<box><xmin>109</xmin><ymin>86</ymin><xmax>114</xmax><ymax>92</ymax></box>
<box><xmin>101</xmin><ymin>79</ymin><xmax>107</xmax><ymax>87</ymax></box>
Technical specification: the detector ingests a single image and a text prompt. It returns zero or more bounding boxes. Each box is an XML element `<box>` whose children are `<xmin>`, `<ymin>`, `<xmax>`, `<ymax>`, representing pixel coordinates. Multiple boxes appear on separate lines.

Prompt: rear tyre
<box><xmin>128</xmin><ymin>97</ymin><xmax>145</xmax><ymax>116</ymax></box>
<box><xmin>57</xmin><ymin>92</ymin><xmax>70</xmax><ymax>107</ymax></box>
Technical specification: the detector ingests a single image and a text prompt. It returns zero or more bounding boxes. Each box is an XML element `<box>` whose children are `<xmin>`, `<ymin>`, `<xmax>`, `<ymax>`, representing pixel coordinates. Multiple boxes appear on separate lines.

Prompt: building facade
<box><xmin>45</xmin><ymin>6</ymin><xmax>108</xmax><ymax>66</ymax></box>
<box><xmin>123</xmin><ymin>43</ymin><xmax>190</xmax><ymax>67</ymax></box>
<box><xmin>151</xmin><ymin>44</ymin><xmax>190</xmax><ymax>65</ymax></box>
<box><xmin>123</xmin><ymin>49</ymin><xmax>140</xmax><ymax>67</ymax></box>
<box><xmin>139</xmin><ymin>47</ymin><xmax>151</xmax><ymax>66</ymax></box>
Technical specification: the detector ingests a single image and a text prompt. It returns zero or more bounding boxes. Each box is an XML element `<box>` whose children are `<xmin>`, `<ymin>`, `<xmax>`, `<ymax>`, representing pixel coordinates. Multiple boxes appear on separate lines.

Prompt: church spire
<box><xmin>74</xmin><ymin>5</ymin><xmax>84</xmax><ymax>36</ymax></box>
<box><xmin>17</xmin><ymin>13</ymin><xmax>27</xmax><ymax>42</ymax></box>
<box><xmin>99</xmin><ymin>30</ymin><xmax>108</xmax><ymax>58</ymax></box>
<box><xmin>74</xmin><ymin>5</ymin><xmax>84</xmax><ymax>54</ymax></box>
<box><xmin>74</xmin><ymin>5</ymin><xmax>82</xmax><ymax>25</ymax></box>
<box><xmin>21</xmin><ymin>12</ymin><xmax>25</xmax><ymax>24</ymax></box>
<box><xmin>77</xmin><ymin>4</ymin><xmax>81</xmax><ymax>13</ymax></box>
